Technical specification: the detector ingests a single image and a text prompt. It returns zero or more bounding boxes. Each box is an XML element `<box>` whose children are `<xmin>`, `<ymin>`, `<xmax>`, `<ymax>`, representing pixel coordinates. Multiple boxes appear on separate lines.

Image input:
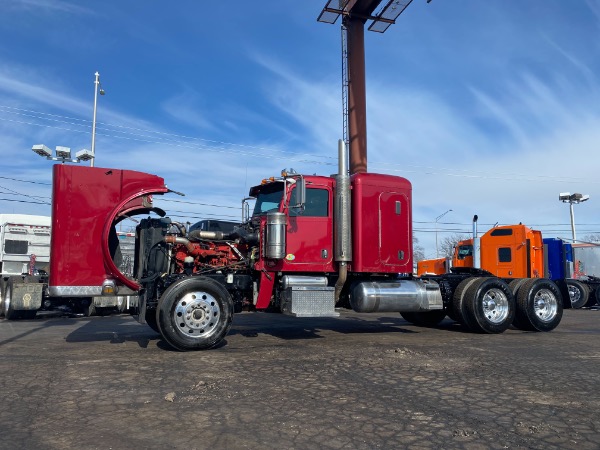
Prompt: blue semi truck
<box><xmin>544</xmin><ymin>238</ymin><xmax>600</xmax><ymax>309</ymax></box>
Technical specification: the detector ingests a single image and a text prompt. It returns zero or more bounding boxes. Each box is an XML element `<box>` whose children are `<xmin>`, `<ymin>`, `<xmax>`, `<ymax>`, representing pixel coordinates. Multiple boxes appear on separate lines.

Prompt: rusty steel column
<box><xmin>346</xmin><ymin>16</ymin><xmax>368</xmax><ymax>174</ymax></box>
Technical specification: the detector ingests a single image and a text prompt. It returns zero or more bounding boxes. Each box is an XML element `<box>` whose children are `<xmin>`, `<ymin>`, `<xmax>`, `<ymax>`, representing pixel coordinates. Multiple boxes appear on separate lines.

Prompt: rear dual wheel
<box><xmin>463</xmin><ymin>278</ymin><xmax>515</xmax><ymax>334</ymax></box>
<box><xmin>0</xmin><ymin>279</ymin><xmax>6</xmax><ymax>317</ymax></box>
<box><xmin>451</xmin><ymin>277</ymin><xmax>479</xmax><ymax>328</ymax></box>
<box><xmin>513</xmin><ymin>278</ymin><xmax>562</xmax><ymax>332</ymax></box>
<box><xmin>566</xmin><ymin>280</ymin><xmax>590</xmax><ymax>309</ymax></box>
<box><xmin>2</xmin><ymin>278</ymin><xmax>19</xmax><ymax>320</ymax></box>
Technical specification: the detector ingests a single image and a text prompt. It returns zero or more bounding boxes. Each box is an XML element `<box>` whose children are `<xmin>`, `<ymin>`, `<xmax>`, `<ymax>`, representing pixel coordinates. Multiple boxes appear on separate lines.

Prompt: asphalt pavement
<box><xmin>1</xmin><ymin>308</ymin><xmax>599</xmax><ymax>450</ymax></box>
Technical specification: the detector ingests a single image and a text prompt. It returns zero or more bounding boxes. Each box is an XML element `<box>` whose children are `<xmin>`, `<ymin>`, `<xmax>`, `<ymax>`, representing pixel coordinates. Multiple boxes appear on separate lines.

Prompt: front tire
<box><xmin>567</xmin><ymin>280</ymin><xmax>589</xmax><ymax>309</ymax></box>
<box><xmin>157</xmin><ymin>277</ymin><xmax>233</xmax><ymax>351</ymax></box>
<box><xmin>515</xmin><ymin>279</ymin><xmax>562</xmax><ymax>332</ymax></box>
<box><xmin>464</xmin><ymin>277</ymin><xmax>515</xmax><ymax>334</ymax></box>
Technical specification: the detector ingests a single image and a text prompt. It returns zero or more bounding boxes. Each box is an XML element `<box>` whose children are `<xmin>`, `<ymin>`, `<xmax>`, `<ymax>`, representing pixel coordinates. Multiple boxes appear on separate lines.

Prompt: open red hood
<box><xmin>49</xmin><ymin>165</ymin><xmax>169</xmax><ymax>296</ymax></box>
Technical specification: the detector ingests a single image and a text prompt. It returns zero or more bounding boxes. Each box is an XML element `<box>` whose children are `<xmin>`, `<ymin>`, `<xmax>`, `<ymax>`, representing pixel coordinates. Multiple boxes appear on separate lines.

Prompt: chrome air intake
<box><xmin>264</xmin><ymin>212</ymin><xmax>287</xmax><ymax>259</ymax></box>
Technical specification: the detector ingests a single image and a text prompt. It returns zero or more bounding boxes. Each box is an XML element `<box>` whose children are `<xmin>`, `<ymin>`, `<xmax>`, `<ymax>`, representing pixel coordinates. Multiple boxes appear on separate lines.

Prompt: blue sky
<box><xmin>1</xmin><ymin>0</ymin><xmax>600</xmax><ymax>258</ymax></box>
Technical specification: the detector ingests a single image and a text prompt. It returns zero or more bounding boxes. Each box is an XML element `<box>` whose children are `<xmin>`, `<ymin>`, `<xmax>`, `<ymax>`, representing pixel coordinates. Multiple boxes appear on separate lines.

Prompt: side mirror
<box><xmin>293</xmin><ymin>177</ymin><xmax>306</xmax><ymax>208</ymax></box>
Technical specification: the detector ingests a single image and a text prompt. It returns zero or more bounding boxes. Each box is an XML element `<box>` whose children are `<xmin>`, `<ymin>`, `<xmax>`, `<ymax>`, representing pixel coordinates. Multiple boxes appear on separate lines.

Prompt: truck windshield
<box><xmin>252</xmin><ymin>182</ymin><xmax>284</xmax><ymax>216</ymax></box>
<box><xmin>457</xmin><ymin>245</ymin><xmax>473</xmax><ymax>259</ymax></box>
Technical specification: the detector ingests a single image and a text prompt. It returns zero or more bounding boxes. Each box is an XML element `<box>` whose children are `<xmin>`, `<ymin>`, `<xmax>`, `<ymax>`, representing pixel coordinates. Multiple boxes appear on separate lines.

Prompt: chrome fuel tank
<box><xmin>350</xmin><ymin>279</ymin><xmax>443</xmax><ymax>313</ymax></box>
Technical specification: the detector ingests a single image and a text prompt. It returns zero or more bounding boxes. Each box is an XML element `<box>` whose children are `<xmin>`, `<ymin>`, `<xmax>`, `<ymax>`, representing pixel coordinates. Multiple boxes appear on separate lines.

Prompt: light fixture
<box><xmin>55</xmin><ymin>146</ymin><xmax>71</xmax><ymax>159</ymax></box>
<box><xmin>32</xmin><ymin>144</ymin><xmax>52</xmax><ymax>158</ymax></box>
<box><xmin>75</xmin><ymin>149</ymin><xmax>94</xmax><ymax>161</ymax></box>
<box><xmin>559</xmin><ymin>192</ymin><xmax>590</xmax><ymax>243</ymax></box>
<box><xmin>31</xmin><ymin>144</ymin><xmax>94</xmax><ymax>164</ymax></box>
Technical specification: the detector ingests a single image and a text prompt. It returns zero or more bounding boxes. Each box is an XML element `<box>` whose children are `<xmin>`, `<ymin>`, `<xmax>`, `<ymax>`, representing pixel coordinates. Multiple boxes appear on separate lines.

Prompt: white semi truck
<box><xmin>0</xmin><ymin>214</ymin><xmax>51</xmax><ymax>319</ymax></box>
<box><xmin>0</xmin><ymin>214</ymin><xmax>136</xmax><ymax>319</ymax></box>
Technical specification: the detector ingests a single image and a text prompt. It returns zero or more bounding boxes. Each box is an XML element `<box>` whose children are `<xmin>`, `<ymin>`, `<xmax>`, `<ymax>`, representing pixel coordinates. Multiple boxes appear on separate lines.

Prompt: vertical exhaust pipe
<box><xmin>472</xmin><ymin>215</ymin><xmax>481</xmax><ymax>269</ymax></box>
<box><xmin>334</xmin><ymin>139</ymin><xmax>352</xmax><ymax>302</ymax></box>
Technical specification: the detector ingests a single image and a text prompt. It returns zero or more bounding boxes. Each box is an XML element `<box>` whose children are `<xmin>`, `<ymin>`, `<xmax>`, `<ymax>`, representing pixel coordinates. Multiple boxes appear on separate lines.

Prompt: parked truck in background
<box><xmin>554</xmin><ymin>241</ymin><xmax>600</xmax><ymax>308</ymax></box>
<box><xmin>46</xmin><ymin>141</ymin><xmax>565</xmax><ymax>351</ymax></box>
<box><xmin>0</xmin><ymin>214</ymin><xmax>51</xmax><ymax>319</ymax></box>
<box><xmin>0</xmin><ymin>214</ymin><xmax>134</xmax><ymax>319</ymax></box>
<box><xmin>90</xmin><ymin>231</ymin><xmax>139</xmax><ymax>315</ymax></box>
<box><xmin>418</xmin><ymin>221</ymin><xmax>600</xmax><ymax>309</ymax></box>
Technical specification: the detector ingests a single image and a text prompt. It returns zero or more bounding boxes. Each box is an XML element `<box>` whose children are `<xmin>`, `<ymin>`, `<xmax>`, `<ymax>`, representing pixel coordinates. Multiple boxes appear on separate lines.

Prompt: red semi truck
<box><xmin>48</xmin><ymin>142</ymin><xmax>564</xmax><ymax>351</ymax></box>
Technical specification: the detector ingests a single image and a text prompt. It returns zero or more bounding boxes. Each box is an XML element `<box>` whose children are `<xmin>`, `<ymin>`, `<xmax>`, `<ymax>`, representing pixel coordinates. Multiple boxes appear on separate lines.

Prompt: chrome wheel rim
<box><xmin>173</xmin><ymin>291</ymin><xmax>221</xmax><ymax>339</ymax></box>
<box><xmin>533</xmin><ymin>288</ymin><xmax>558</xmax><ymax>322</ymax></box>
<box><xmin>567</xmin><ymin>285</ymin><xmax>581</xmax><ymax>305</ymax></box>
<box><xmin>481</xmin><ymin>288</ymin><xmax>510</xmax><ymax>324</ymax></box>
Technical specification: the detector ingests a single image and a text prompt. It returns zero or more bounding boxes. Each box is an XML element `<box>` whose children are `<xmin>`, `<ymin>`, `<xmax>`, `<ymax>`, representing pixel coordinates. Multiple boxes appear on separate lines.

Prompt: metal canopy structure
<box><xmin>318</xmin><ymin>0</ymin><xmax>416</xmax><ymax>174</ymax></box>
<box><xmin>318</xmin><ymin>0</ymin><xmax>414</xmax><ymax>33</ymax></box>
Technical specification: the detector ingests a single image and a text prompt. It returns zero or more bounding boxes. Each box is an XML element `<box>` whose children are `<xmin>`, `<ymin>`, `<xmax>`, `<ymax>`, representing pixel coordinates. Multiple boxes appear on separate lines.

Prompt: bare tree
<box><xmin>582</xmin><ymin>234</ymin><xmax>600</xmax><ymax>244</ymax></box>
<box><xmin>439</xmin><ymin>234</ymin><xmax>470</xmax><ymax>258</ymax></box>
<box><xmin>413</xmin><ymin>235</ymin><xmax>425</xmax><ymax>262</ymax></box>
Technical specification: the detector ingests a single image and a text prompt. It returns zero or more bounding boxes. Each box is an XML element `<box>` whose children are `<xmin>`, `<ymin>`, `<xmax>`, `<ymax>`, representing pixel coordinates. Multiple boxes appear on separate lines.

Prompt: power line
<box><xmin>1</xmin><ymin>104</ymin><xmax>599</xmax><ymax>184</ymax></box>
<box><xmin>0</xmin><ymin>175</ymin><xmax>51</xmax><ymax>186</ymax></box>
<box><xmin>0</xmin><ymin>184</ymin><xmax>51</xmax><ymax>202</ymax></box>
<box><xmin>0</xmin><ymin>197</ymin><xmax>50</xmax><ymax>205</ymax></box>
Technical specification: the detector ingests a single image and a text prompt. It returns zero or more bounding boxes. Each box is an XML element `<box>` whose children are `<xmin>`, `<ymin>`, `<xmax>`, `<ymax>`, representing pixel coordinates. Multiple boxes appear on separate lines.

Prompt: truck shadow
<box><xmin>0</xmin><ymin>318</ymin><xmax>81</xmax><ymax>347</ymax></box>
<box><xmin>63</xmin><ymin>315</ymin><xmax>160</xmax><ymax>348</ymax></box>
<box><xmin>226</xmin><ymin>312</ymin><xmax>468</xmax><ymax>342</ymax></box>
<box><xmin>32</xmin><ymin>312</ymin><xmax>472</xmax><ymax>350</ymax></box>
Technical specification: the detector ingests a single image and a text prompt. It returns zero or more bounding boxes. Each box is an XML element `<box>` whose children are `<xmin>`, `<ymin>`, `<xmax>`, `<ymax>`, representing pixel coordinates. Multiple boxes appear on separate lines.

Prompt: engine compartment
<box><xmin>134</xmin><ymin>217</ymin><xmax>259</xmax><ymax>318</ymax></box>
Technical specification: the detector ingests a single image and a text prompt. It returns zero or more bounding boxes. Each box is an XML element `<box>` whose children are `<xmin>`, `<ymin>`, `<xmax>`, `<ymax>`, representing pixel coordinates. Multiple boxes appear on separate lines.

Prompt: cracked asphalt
<box><xmin>1</xmin><ymin>308</ymin><xmax>599</xmax><ymax>450</ymax></box>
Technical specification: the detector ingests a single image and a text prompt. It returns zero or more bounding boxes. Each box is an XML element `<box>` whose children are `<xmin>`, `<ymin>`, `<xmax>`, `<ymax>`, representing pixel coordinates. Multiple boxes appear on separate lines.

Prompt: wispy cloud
<box><xmin>6</xmin><ymin>0</ymin><xmax>94</xmax><ymax>15</ymax></box>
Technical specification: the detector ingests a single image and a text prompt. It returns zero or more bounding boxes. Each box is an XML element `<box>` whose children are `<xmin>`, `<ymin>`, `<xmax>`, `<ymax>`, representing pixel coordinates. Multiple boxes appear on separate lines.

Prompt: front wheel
<box><xmin>515</xmin><ymin>279</ymin><xmax>562</xmax><ymax>332</ymax></box>
<box><xmin>157</xmin><ymin>277</ymin><xmax>234</xmax><ymax>351</ymax></box>
<box><xmin>464</xmin><ymin>277</ymin><xmax>515</xmax><ymax>334</ymax></box>
<box><xmin>566</xmin><ymin>280</ymin><xmax>589</xmax><ymax>309</ymax></box>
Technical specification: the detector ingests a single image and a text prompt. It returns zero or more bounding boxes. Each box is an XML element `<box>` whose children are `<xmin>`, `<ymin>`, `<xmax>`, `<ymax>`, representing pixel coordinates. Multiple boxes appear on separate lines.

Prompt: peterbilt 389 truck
<box><xmin>48</xmin><ymin>141</ymin><xmax>564</xmax><ymax>351</ymax></box>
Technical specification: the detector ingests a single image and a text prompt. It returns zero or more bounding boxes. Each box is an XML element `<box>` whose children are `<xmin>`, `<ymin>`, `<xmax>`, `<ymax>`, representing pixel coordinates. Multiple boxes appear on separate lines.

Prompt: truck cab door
<box><xmin>283</xmin><ymin>184</ymin><xmax>334</xmax><ymax>271</ymax></box>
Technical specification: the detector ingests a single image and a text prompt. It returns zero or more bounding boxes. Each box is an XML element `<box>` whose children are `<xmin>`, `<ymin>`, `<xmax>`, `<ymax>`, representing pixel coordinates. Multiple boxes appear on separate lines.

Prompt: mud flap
<box><xmin>12</xmin><ymin>282</ymin><xmax>44</xmax><ymax>310</ymax></box>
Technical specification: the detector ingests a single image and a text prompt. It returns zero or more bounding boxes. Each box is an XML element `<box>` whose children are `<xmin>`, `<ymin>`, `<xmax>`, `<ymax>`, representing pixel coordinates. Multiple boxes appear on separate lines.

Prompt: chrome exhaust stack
<box><xmin>334</xmin><ymin>139</ymin><xmax>352</xmax><ymax>302</ymax></box>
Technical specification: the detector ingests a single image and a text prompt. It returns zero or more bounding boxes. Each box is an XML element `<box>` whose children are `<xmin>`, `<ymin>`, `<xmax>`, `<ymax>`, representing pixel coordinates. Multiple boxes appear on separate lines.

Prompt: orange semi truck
<box><xmin>418</xmin><ymin>219</ymin><xmax>600</xmax><ymax>308</ymax></box>
<box><xmin>417</xmin><ymin>224</ymin><xmax>544</xmax><ymax>278</ymax></box>
<box><xmin>418</xmin><ymin>223</ymin><xmax>543</xmax><ymax>278</ymax></box>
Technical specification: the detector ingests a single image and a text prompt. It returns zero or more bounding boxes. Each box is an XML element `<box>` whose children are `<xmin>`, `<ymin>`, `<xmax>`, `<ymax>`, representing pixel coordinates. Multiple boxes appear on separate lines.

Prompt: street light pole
<box><xmin>559</xmin><ymin>192</ymin><xmax>589</xmax><ymax>243</ymax></box>
<box><xmin>569</xmin><ymin>202</ymin><xmax>576</xmax><ymax>242</ymax></box>
<box><xmin>90</xmin><ymin>71</ymin><xmax>104</xmax><ymax>168</ymax></box>
<box><xmin>435</xmin><ymin>209</ymin><xmax>452</xmax><ymax>258</ymax></box>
